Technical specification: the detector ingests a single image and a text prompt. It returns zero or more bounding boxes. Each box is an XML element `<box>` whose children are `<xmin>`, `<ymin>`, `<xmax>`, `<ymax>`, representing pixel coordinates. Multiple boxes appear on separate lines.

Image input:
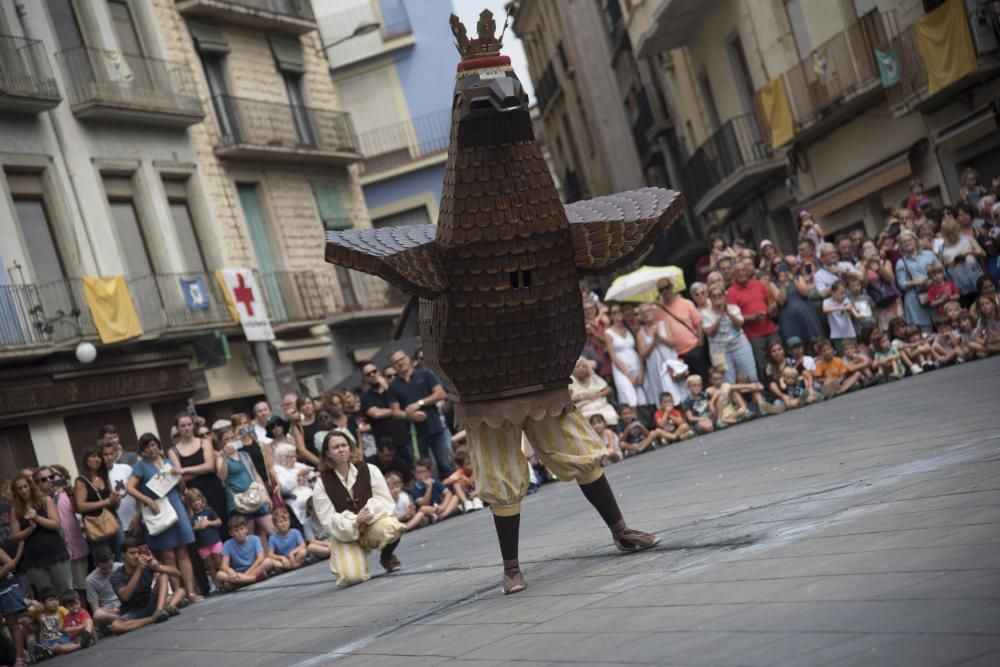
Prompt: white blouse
<box><xmin>312</xmin><ymin>462</ymin><xmax>395</xmax><ymax>543</ymax></box>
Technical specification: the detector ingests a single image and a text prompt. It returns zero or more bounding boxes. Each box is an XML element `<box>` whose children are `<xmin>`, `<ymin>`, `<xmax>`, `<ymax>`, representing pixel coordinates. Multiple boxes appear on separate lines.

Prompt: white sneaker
<box><xmin>910</xmin><ymin>364</ymin><xmax>923</xmax><ymax>375</ymax></box>
<box><xmin>462</xmin><ymin>500</ymin><xmax>474</xmax><ymax>512</ymax></box>
<box><xmin>471</xmin><ymin>498</ymin><xmax>484</xmax><ymax>510</ymax></box>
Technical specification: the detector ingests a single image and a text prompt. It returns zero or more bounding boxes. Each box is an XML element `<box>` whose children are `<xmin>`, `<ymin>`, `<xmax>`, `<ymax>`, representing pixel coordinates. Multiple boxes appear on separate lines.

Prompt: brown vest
<box><xmin>321</xmin><ymin>464</ymin><xmax>372</xmax><ymax>514</ymax></box>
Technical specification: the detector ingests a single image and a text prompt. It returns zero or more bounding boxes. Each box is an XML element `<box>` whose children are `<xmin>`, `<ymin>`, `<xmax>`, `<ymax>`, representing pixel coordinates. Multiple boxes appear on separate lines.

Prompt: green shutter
<box><xmin>268</xmin><ymin>35</ymin><xmax>305</xmax><ymax>73</ymax></box>
<box><xmin>187</xmin><ymin>20</ymin><xmax>229</xmax><ymax>53</ymax></box>
<box><xmin>312</xmin><ymin>183</ymin><xmax>352</xmax><ymax>231</ymax></box>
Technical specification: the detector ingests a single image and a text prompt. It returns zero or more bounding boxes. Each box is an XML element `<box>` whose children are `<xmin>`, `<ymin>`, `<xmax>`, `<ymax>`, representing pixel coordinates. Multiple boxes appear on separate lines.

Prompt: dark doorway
<box><xmin>64</xmin><ymin>408</ymin><xmax>138</xmax><ymax>464</ymax></box>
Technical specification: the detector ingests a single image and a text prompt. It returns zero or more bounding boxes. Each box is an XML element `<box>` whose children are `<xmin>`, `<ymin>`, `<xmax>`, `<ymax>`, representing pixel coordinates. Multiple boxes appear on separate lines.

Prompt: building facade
<box><xmin>0</xmin><ymin>0</ymin><xmax>393</xmax><ymax>478</ymax></box>
<box><xmin>629</xmin><ymin>0</ymin><xmax>1000</xmax><ymax>260</ymax></box>
<box><xmin>315</xmin><ymin>0</ymin><xmax>455</xmax><ymax>235</ymax></box>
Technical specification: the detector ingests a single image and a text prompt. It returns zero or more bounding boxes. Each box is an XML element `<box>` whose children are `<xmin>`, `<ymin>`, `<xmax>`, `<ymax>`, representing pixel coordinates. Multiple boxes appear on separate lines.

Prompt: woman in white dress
<box><xmin>637</xmin><ymin>303</ymin><xmax>688</xmax><ymax>405</ymax></box>
<box><xmin>603</xmin><ymin>303</ymin><xmax>647</xmax><ymax>407</ymax></box>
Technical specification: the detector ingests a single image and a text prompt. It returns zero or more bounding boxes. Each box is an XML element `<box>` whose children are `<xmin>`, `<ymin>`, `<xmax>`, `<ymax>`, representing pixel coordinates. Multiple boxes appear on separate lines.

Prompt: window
<box><xmin>372</xmin><ymin>206</ymin><xmax>430</xmax><ymax>229</ymax></box>
<box><xmin>283</xmin><ymin>73</ymin><xmax>315</xmax><ymax>146</ymax></box>
<box><xmin>6</xmin><ymin>172</ymin><xmax>65</xmax><ymax>285</ymax></box>
<box><xmin>312</xmin><ymin>183</ymin><xmax>351</xmax><ymax>231</ymax></box>
<box><xmin>236</xmin><ymin>183</ymin><xmax>286</xmax><ymax>320</ymax></box>
<box><xmin>0</xmin><ymin>426</ymin><xmax>38</xmax><ymax>484</ymax></box>
<box><xmin>108</xmin><ymin>0</ymin><xmax>153</xmax><ymax>89</ymax></box>
<box><xmin>200</xmin><ymin>52</ymin><xmax>235</xmax><ymax>141</ymax></box>
<box><xmin>162</xmin><ymin>177</ymin><xmax>207</xmax><ymax>274</ymax></box>
<box><xmin>508</xmin><ymin>270</ymin><xmax>532</xmax><ymax>289</ymax></box>
<box><xmin>103</xmin><ymin>175</ymin><xmax>154</xmax><ymax>278</ymax></box>
<box><xmin>336</xmin><ymin>67</ymin><xmax>406</xmax><ymax>156</ymax></box>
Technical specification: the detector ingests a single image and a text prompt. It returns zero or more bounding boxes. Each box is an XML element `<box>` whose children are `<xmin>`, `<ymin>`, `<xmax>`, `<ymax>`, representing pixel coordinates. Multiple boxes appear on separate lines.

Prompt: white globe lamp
<box><xmin>75</xmin><ymin>341</ymin><xmax>98</xmax><ymax>364</ymax></box>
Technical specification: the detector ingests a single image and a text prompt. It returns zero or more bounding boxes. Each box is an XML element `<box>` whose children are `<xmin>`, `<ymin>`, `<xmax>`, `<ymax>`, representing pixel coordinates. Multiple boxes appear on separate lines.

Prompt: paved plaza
<box><xmin>64</xmin><ymin>358</ymin><xmax>1000</xmax><ymax>666</ymax></box>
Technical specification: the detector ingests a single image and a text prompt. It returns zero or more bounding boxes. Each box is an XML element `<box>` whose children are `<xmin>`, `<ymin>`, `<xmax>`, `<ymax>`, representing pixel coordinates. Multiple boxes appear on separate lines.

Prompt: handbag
<box><xmin>866</xmin><ymin>276</ymin><xmax>898</xmax><ymax>308</ymax></box>
<box><xmin>81</xmin><ymin>478</ymin><xmax>119</xmax><ymax>542</ymax></box>
<box><xmin>902</xmin><ymin>258</ymin><xmax>930</xmax><ymax>306</ymax></box>
<box><xmin>231</xmin><ymin>452</ymin><xmax>268</xmax><ymax>514</ymax></box>
<box><xmin>141</xmin><ymin>497</ymin><xmax>179</xmax><ymax>536</ymax></box>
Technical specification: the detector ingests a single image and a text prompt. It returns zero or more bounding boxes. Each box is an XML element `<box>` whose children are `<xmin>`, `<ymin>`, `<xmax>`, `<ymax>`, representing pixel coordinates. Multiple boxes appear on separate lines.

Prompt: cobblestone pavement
<box><xmin>61</xmin><ymin>358</ymin><xmax>1000</xmax><ymax>666</ymax></box>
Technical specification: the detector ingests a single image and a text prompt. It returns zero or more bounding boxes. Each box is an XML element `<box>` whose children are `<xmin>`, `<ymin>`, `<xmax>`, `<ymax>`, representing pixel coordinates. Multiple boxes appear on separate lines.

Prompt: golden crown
<box><xmin>450</xmin><ymin>9</ymin><xmax>504</xmax><ymax>59</ymax></box>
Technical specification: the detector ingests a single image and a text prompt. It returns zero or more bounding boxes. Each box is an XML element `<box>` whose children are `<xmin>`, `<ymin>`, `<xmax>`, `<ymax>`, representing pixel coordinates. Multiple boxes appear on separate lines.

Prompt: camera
<box><xmin>52</xmin><ymin>477</ymin><xmax>67</xmax><ymax>488</ymax></box>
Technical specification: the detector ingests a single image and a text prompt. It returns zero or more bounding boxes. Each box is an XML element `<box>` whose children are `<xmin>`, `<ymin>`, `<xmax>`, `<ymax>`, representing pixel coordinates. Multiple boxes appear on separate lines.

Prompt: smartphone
<box><xmin>138</xmin><ymin>545</ymin><xmax>152</xmax><ymax>559</ymax></box>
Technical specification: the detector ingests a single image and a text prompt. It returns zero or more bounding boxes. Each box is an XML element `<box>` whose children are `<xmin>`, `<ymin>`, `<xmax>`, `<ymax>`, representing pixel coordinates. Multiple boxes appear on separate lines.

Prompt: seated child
<box><xmin>589</xmin><ymin>414</ymin><xmax>623</xmax><ymax>463</ymax></box>
<box><xmin>841</xmin><ymin>339</ymin><xmax>875</xmax><ymax>383</ymax></box>
<box><xmin>869</xmin><ymin>331</ymin><xmax>904</xmax><ymax>379</ymax></box>
<box><xmin>731</xmin><ymin>372</ymin><xmax>784</xmax><ymax>416</ymax></box>
<box><xmin>217</xmin><ymin>515</ymin><xmax>277</xmax><ymax>588</ymax></box>
<box><xmin>974</xmin><ymin>294</ymin><xmax>1000</xmax><ymax>355</ymax></box>
<box><xmin>185</xmin><ymin>488</ymin><xmax>223</xmax><ymax>592</ymax></box>
<box><xmin>813</xmin><ymin>337</ymin><xmax>862</xmax><ymax>396</ymax></box>
<box><xmin>653</xmin><ymin>393</ymin><xmax>693</xmax><ymax>442</ymax></box>
<box><xmin>267</xmin><ymin>508</ymin><xmax>307</xmax><ymax>570</ymax></box>
<box><xmin>927</xmin><ymin>263</ymin><xmax>959</xmax><ymax>322</ymax></box>
<box><xmin>59</xmin><ymin>590</ymin><xmax>95</xmax><ymax>649</ymax></box>
<box><xmin>773</xmin><ymin>366</ymin><xmax>812</xmax><ymax>409</ymax></box>
<box><xmin>387</xmin><ymin>471</ymin><xmax>428</xmax><ymax>532</ymax></box>
<box><xmin>109</xmin><ymin>539</ymin><xmax>185</xmax><ymax>632</ymax></box>
<box><xmin>903</xmin><ymin>326</ymin><xmax>935</xmax><ymax>372</ymax></box>
<box><xmin>706</xmin><ymin>369</ymin><xmax>750</xmax><ymax>427</ymax></box>
<box><xmin>302</xmin><ymin>497</ymin><xmax>332</xmax><ymax>561</ymax></box>
<box><xmin>956</xmin><ymin>310</ymin><xmax>985</xmax><ymax>359</ymax></box>
<box><xmin>682</xmin><ymin>375</ymin><xmax>714</xmax><ymax>434</ymax></box>
<box><xmin>443</xmin><ymin>450</ymin><xmax>484</xmax><ymax>512</ymax></box>
<box><xmin>617</xmin><ymin>405</ymin><xmax>673</xmax><ymax>456</ymax></box>
<box><xmin>931</xmin><ymin>319</ymin><xmax>964</xmax><ymax>365</ymax></box>
<box><xmin>27</xmin><ymin>589</ymin><xmax>81</xmax><ymax>659</ymax></box>
<box><xmin>413</xmin><ymin>459</ymin><xmax>460</xmax><ymax>521</ymax></box>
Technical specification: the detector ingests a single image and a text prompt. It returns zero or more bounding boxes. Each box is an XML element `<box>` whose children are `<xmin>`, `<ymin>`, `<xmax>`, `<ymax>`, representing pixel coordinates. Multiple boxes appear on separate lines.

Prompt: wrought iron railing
<box><xmin>0</xmin><ymin>34</ymin><xmax>60</xmax><ymax>101</ymax></box>
<box><xmin>207</xmin><ymin>0</ymin><xmax>315</xmax><ymax>21</ymax></box>
<box><xmin>683</xmin><ymin>113</ymin><xmax>773</xmax><ymax>208</ymax></box>
<box><xmin>154</xmin><ymin>272</ymin><xmax>236</xmax><ymax>330</ymax></box>
<box><xmin>356</xmin><ymin>109</ymin><xmax>451</xmax><ymax>176</ymax></box>
<box><xmin>56</xmin><ymin>47</ymin><xmax>201</xmax><ymax>116</ymax></box>
<box><xmin>0</xmin><ymin>279</ymin><xmax>97</xmax><ymax>349</ymax></box>
<box><xmin>213</xmin><ymin>94</ymin><xmax>359</xmax><ymax>155</ymax></box>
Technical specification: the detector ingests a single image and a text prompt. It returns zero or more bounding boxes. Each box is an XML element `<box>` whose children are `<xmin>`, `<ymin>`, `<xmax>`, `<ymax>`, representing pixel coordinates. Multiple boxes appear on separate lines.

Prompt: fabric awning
<box><xmin>804</xmin><ymin>150</ymin><xmax>912</xmax><ymax>219</ymax></box>
<box><xmin>187</xmin><ymin>20</ymin><xmax>228</xmax><ymax>54</ymax></box>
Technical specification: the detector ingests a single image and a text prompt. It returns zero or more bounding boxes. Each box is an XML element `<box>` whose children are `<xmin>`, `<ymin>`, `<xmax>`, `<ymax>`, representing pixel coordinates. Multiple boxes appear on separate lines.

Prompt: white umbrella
<box><xmin>603</xmin><ymin>265</ymin><xmax>687</xmax><ymax>303</ymax></box>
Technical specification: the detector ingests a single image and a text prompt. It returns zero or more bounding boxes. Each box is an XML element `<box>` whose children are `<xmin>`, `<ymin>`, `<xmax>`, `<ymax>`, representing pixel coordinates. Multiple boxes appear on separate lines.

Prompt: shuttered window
<box><xmin>108</xmin><ymin>0</ymin><xmax>143</xmax><ymax>55</ymax></box>
<box><xmin>13</xmin><ymin>200</ymin><xmax>64</xmax><ymax>285</ymax></box>
<box><xmin>46</xmin><ymin>0</ymin><xmax>84</xmax><ymax>51</ymax></box>
<box><xmin>268</xmin><ymin>35</ymin><xmax>305</xmax><ymax>73</ymax></box>
<box><xmin>336</xmin><ymin>67</ymin><xmax>405</xmax><ymax>155</ymax></box>
<box><xmin>164</xmin><ymin>178</ymin><xmax>207</xmax><ymax>274</ymax></box>
<box><xmin>187</xmin><ymin>19</ymin><xmax>228</xmax><ymax>53</ymax></box>
<box><xmin>312</xmin><ymin>182</ymin><xmax>351</xmax><ymax>231</ymax></box>
<box><xmin>104</xmin><ymin>174</ymin><xmax>154</xmax><ymax>278</ymax></box>
<box><xmin>373</xmin><ymin>206</ymin><xmax>430</xmax><ymax>229</ymax></box>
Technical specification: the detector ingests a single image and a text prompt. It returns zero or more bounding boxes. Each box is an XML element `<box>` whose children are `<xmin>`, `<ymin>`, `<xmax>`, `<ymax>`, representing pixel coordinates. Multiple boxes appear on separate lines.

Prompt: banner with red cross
<box><xmin>217</xmin><ymin>269</ymin><xmax>275</xmax><ymax>342</ymax></box>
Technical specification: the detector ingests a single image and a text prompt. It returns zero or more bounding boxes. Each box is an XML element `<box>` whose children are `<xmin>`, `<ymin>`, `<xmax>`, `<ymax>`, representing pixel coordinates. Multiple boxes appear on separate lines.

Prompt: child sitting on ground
<box><xmin>974</xmin><ymin>294</ymin><xmax>1000</xmax><ymax>355</ymax></box>
<box><xmin>617</xmin><ymin>405</ymin><xmax>673</xmax><ymax>456</ymax></box>
<box><xmin>267</xmin><ymin>508</ymin><xmax>307</xmax><ymax>570</ymax></box>
<box><xmin>869</xmin><ymin>331</ymin><xmax>904</xmax><ymax>380</ymax></box>
<box><xmin>731</xmin><ymin>372</ymin><xmax>784</xmax><ymax>416</ymax></box>
<box><xmin>682</xmin><ymin>374</ymin><xmax>715</xmax><ymax>433</ymax></box>
<box><xmin>653</xmin><ymin>393</ymin><xmax>694</xmax><ymax>442</ymax></box>
<box><xmin>387</xmin><ymin>471</ymin><xmax>428</xmax><ymax>532</ymax></box>
<box><xmin>706</xmin><ymin>369</ymin><xmax>750</xmax><ymax>427</ymax></box>
<box><xmin>589</xmin><ymin>414</ymin><xmax>623</xmax><ymax>463</ymax></box>
<box><xmin>931</xmin><ymin>319</ymin><xmax>965</xmax><ymax>365</ymax></box>
<box><xmin>26</xmin><ymin>589</ymin><xmax>82</xmax><ymax>659</ymax></box>
<box><xmin>813</xmin><ymin>337</ymin><xmax>862</xmax><ymax>397</ymax></box>
<box><xmin>443</xmin><ymin>451</ymin><xmax>484</xmax><ymax>512</ymax></box>
<box><xmin>185</xmin><ymin>488</ymin><xmax>223</xmax><ymax>593</ymax></box>
<box><xmin>841</xmin><ymin>339</ymin><xmax>875</xmax><ymax>384</ymax></box>
<box><xmin>217</xmin><ymin>515</ymin><xmax>277</xmax><ymax>589</ymax></box>
<box><xmin>956</xmin><ymin>310</ymin><xmax>986</xmax><ymax>359</ymax></box>
<box><xmin>773</xmin><ymin>366</ymin><xmax>812</xmax><ymax>409</ymax></box>
<box><xmin>927</xmin><ymin>263</ymin><xmax>959</xmax><ymax>322</ymax></box>
<box><xmin>302</xmin><ymin>497</ymin><xmax>332</xmax><ymax>560</ymax></box>
<box><xmin>413</xmin><ymin>459</ymin><xmax>461</xmax><ymax>522</ymax></box>
<box><xmin>903</xmin><ymin>326</ymin><xmax>935</xmax><ymax>372</ymax></box>
<box><xmin>59</xmin><ymin>590</ymin><xmax>94</xmax><ymax>649</ymax></box>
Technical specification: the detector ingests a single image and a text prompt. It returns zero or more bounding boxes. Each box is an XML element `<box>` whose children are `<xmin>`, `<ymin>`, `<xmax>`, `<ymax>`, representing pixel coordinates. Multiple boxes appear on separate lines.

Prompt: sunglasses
<box><xmin>37</xmin><ymin>475</ymin><xmax>52</xmax><ymax>483</ymax></box>
<box><xmin>658</xmin><ymin>286</ymin><xmax>673</xmax><ymax>293</ymax></box>
<box><xmin>365</xmin><ymin>369</ymin><xmax>378</xmax><ymax>376</ymax></box>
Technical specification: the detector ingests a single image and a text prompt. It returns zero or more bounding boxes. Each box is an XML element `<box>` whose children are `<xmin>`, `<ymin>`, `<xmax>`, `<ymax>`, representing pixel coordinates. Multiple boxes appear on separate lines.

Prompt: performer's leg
<box><xmin>466</xmin><ymin>421</ymin><xmax>529</xmax><ymax>594</ymax></box>
<box><xmin>366</xmin><ymin>517</ymin><xmax>405</xmax><ymax>574</ymax></box>
<box><xmin>525</xmin><ymin>410</ymin><xmax>660</xmax><ymax>553</ymax></box>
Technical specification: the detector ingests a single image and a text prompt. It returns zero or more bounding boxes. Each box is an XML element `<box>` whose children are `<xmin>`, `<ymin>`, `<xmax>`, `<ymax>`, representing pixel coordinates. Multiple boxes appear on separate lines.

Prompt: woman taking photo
<box><xmin>702</xmin><ymin>285</ymin><xmax>758</xmax><ymax>383</ymax></box>
<box><xmin>10</xmin><ymin>473</ymin><xmax>71</xmax><ymax>595</ymax></box>
<box><xmin>216</xmin><ymin>424</ymin><xmax>275</xmax><ymax>537</ymax></box>
<box><xmin>312</xmin><ymin>429</ymin><xmax>404</xmax><ymax>588</ymax></box>
<box><xmin>73</xmin><ymin>447</ymin><xmax>125</xmax><ymax>557</ymax></box>
<box><xmin>127</xmin><ymin>433</ymin><xmax>199</xmax><ymax>603</ymax></box>
<box><xmin>168</xmin><ymin>413</ymin><xmax>228</xmax><ymax>532</ymax></box>
<box><xmin>896</xmin><ymin>230</ymin><xmax>940</xmax><ymax>332</ymax></box>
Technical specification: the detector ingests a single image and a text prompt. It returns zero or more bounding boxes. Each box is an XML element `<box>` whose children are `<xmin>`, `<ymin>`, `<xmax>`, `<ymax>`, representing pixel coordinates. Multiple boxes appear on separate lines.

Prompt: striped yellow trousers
<box><xmin>328</xmin><ymin>516</ymin><xmax>404</xmax><ymax>588</ymax></box>
<box><xmin>466</xmin><ymin>409</ymin><xmax>605</xmax><ymax>517</ymax></box>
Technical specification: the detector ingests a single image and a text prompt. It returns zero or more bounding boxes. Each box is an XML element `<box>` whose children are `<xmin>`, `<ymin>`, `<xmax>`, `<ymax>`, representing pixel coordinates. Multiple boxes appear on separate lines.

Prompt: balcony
<box><xmin>633</xmin><ymin>0</ymin><xmax>721</xmax><ymax>58</ymax></box>
<box><xmin>683</xmin><ymin>113</ymin><xmax>787</xmax><ymax>216</ymax></box>
<box><xmin>212</xmin><ymin>94</ymin><xmax>361</xmax><ymax>165</ymax></box>
<box><xmin>355</xmin><ymin>108</ymin><xmax>450</xmax><ymax>180</ymax></box>
<box><xmin>0</xmin><ymin>34</ymin><xmax>61</xmax><ymax>113</ymax></box>
<box><xmin>321</xmin><ymin>0</ymin><xmax>414</xmax><ymax>71</ymax></box>
<box><xmin>259</xmin><ymin>268</ymin><xmax>392</xmax><ymax>327</ymax></box>
<box><xmin>176</xmin><ymin>0</ymin><xmax>315</xmax><ymax>35</ymax></box>
<box><xmin>770</xmin><ymin>16</ymin><xmax>889</xmax><ymax>144</ymax></box>
<box><xmin>56</xmin><ymin>47</ymin><xmax>203</xmax><ymax>127</ymax></box>
<box><xmin>0</xmin><ymin>279</ymin><xmax>97</xmax><ymax>355</ymax></box>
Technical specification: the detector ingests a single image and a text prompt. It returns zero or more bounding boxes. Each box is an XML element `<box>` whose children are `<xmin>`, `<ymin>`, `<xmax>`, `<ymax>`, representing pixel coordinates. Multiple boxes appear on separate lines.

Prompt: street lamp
<box><xmin>316</xmin><ymin>22</ymin><xmax>381</xmax><ymax>54</ymax></box>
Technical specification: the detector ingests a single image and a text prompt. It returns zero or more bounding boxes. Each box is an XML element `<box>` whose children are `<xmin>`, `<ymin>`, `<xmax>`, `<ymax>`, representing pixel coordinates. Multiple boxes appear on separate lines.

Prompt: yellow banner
<box><xmin>760</xmin><ymin>77</ymin><xmax>794</xmax><ymax>149</ymax></box>
<box><xmin>917</xmin><ymin>0</ymin><xmax>977</xmax><ymax>95</ymax></box>
<box><xmin>82</xmin><ymin>276</ymin><xmax>142</xmax><ymax>344</ymax></box>
<box><xmin>214</xmin><ymin>270</ymin><xmax>240</xmax><ymax>322</ymax></box>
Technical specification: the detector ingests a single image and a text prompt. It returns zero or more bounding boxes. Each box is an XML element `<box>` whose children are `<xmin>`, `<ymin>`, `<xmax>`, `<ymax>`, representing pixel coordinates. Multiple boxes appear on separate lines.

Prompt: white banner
<box><xmin>218</xmin><ymin>269</ymin><xmax>275</xmax><ymax>342</ymax></box>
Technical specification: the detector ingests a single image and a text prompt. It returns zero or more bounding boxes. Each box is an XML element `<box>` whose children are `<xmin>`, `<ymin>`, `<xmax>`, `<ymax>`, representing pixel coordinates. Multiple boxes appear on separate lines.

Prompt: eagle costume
<box><xmin>326</xmin><ymin>10</ymin><xmax>684</xmax><ymax>593</ymax></box>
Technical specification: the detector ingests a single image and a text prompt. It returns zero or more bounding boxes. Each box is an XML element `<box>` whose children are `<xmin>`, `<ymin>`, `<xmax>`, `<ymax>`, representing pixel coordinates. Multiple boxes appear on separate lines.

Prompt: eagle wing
<box><xmin>566</xmin><ymin>187</ymin><xmax>685</xmax><ymax>275</ymax></box>
<box><xmin>325</xmin><ymin>225</ymin><xmax>447</xmax><ymax>300</ymax></box>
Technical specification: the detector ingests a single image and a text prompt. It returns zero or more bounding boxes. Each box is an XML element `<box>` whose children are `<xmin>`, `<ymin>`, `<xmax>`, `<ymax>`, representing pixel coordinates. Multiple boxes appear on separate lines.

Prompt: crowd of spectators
<box><xmin>0</xmin><ymin>173</ymin><xmax>997</xmax><ymax>663</ymax></box>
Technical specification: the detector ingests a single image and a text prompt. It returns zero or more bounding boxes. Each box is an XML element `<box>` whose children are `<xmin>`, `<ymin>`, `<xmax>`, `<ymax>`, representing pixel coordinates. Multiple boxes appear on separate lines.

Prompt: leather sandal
<box><xmin>501</xmin><ymin>559</ymin><xmax>527</xmax><ymax>595</ymax></box>
<box><xmin>380</xmin><ymin>555</ymin><xmax>401</xmax><ymax>573</ymax></box>
<box><xmin>611</xmin><ymin>521</ymin><xmax>661</xmax><ymax>553</ymax></box>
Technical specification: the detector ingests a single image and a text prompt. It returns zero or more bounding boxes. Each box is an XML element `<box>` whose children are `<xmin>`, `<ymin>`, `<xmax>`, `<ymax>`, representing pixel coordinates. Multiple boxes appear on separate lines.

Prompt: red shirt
<box><xmin>726</xmin><ymin>280</ymin><xmax>777</xmax><ymax>340</ymax></box>
<box><xmin>927</xmin><ymin>281</ymin><xmax>958</xmax><ymax>318</ymax></box>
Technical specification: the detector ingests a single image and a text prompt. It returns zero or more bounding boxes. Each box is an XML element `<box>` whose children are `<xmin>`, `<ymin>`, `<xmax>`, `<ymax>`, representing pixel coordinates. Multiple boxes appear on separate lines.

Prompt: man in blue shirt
<box><xmin>387</xmin><ymin>350</ymin><xmax>454</xmax><ymax>478</ymax></box>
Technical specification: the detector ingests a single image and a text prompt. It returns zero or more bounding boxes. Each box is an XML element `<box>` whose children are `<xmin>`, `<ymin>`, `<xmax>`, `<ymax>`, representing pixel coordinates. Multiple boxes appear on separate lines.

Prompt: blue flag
<box><xmin>876</xmin><ymin>47</ymin><xmax>901</xmax><ymax>87</ymax></box>
<box><xmin>180</xmin><ymin>276</ymin><xmax>210</xmax><ymax>311</ymax></box>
